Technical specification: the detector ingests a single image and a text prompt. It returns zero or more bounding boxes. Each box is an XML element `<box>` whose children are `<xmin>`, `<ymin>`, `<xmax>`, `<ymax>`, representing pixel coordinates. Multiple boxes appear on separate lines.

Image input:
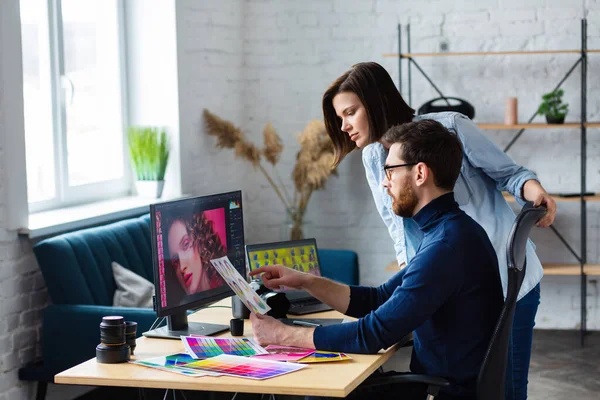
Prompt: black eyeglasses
<box><xmin>383</xmin><ymin>163</ymin><xmax>417</xmax><ymax>180</ymax></box>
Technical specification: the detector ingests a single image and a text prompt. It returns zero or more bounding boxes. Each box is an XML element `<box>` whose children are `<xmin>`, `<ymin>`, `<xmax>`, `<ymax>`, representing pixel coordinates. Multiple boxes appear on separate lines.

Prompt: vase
<box><xmin>135</xmin><ymin>180</ymin><xmax>165</xmax><ymax>198</ymax></box>
<box><xmin>281</xmin><ymin>208</ymin><xmax>311</xmax><ymax>241</ymax></box>
<box><xmin>545</xmin><ymin>115</ymin><xmax>565</xmax><ymax>124</ymax></box>
<box><xmin>504</xmin><ymin>97</ymin><xmax>518</xmax><ymax>125</ymax></box>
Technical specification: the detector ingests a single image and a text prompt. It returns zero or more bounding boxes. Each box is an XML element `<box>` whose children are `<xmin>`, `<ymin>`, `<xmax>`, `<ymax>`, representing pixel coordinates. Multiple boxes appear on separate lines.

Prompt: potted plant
<box><xmin>536</xmin><ymin>89</ymin><xmax>569</xmax><ymax>124</ymax></box>
<box><xmin>127</xmin><ymin>126</ymin><xmax>170</xmax><ymax>198</ymax></box>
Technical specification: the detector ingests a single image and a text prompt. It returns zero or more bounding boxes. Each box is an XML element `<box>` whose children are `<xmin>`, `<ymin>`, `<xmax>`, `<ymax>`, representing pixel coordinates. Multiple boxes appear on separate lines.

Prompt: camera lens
<box><xmin>124</xmin><ymin>321</ymin><xmax>138</xmax><ymax>355</ymax></box>
<box><xmin>100</xmin><ymin>316</ymin><xmax>125</xmax><ymax>346</ymax></box>
<box><xmin>97</xmin><ymin>316</ymin><xmax>130</xmax><ymax>364</ymax></box>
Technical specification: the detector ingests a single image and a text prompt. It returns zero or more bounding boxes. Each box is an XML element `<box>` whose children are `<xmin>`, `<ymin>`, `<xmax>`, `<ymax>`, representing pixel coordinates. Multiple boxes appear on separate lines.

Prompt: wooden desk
<box><xmin>55</xmin><ymin>299</ymin><xmax>398</xmax><ymax>397</ymax></box>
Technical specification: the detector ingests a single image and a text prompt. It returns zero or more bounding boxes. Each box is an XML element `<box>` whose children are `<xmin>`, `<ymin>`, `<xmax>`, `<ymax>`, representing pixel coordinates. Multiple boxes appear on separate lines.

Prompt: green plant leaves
<box><xmin>127</xmin><ymin>126</ymin><xmax>170</xmax><ymax>181</ymax></box>
<box><xmin>537</xmin><ymin>89</ymin><xmax>568</xmax><ymax>118</ymax></box>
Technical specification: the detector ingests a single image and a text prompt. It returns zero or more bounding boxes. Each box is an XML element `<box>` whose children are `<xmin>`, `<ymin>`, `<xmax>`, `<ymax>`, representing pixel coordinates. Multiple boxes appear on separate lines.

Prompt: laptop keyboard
<box><xmin>291</xmin><ymin>298</ymin><xmax>322</xmax><ymax>307</ymax></box>
<box><xmin>288</xmin><ymin>298</ymin><xmax>333</xmax><ymax>315</ymax></box>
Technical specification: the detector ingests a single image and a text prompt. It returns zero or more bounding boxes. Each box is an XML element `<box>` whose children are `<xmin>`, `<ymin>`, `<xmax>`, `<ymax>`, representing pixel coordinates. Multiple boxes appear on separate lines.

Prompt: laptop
<box><xmin>246</xmin><ymin>238</ymin><xmax>334</xmax><ymax>315</ymax></box>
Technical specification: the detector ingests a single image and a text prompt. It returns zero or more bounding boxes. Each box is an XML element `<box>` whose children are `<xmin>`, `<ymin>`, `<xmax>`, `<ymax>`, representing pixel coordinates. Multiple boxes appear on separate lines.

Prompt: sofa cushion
<box><xmin>112</xmin><ymin>261</ymin><xmax>154</xmax><ymax>308</ymax></box>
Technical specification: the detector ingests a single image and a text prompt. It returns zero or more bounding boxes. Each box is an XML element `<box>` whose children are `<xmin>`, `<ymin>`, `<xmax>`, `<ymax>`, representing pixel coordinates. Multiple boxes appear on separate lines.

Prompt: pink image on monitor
<box><xmin>202</xmin><ymin>208</ymin><xmax>227</xmax><ymax>249</ymax></box>
<box><xmin>163</xmin><ymin>207</ymin><xmax>228</xmax><ymax>298</ymax></box>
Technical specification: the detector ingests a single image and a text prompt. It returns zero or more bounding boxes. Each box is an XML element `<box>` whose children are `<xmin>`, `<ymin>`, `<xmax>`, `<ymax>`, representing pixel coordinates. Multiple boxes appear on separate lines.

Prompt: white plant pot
<box><xmin>135</xmin><ymin>180</ymin><xmax>165</xmax><ymax>198</ymax></box>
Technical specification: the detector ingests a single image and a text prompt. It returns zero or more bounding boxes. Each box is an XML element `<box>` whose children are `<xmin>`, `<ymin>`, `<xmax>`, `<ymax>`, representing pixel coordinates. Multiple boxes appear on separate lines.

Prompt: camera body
<box><xmin>231</xmin><ymin>279</ymin><xmax>290</xmax><ymax>319</ymax></box>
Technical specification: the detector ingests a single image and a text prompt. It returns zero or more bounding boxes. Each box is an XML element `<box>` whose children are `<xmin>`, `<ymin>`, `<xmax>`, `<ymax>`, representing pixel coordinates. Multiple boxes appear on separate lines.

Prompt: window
<box><xmin>20</xmin><ymin>0</ymin><xmax>129</xmax><ymax>212</ymax></box>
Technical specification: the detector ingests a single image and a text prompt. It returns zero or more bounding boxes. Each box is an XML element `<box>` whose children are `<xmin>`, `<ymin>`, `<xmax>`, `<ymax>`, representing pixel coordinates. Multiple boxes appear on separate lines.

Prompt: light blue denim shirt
<box><xmin>363</xmin><ymin>111</ymin><xmax>543</xmax><ymax>301</ymax></box>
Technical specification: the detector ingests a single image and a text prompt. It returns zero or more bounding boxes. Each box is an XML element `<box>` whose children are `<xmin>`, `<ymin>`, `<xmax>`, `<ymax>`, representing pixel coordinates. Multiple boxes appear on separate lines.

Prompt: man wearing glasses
<box><xmin>249</xmin><ymin>119</ymin><xmax>503</xmax><ymax>400</ymax></box>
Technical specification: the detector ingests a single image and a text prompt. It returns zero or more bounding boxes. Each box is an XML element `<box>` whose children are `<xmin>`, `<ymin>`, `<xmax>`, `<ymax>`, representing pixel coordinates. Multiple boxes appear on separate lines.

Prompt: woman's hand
<box><xmin>531</xmin><ymin>192</ymin><xmax>557</xmax><ymax>227</ymax></box>
<box><xmin>523</xmin><ymin>180</ymin><xmax>557</xmax><ymax>227</ymax></box>
<box><xmin>249</xmin><ymin>265</ymin><xmax>313</xmax><ymax>291</ymax></box>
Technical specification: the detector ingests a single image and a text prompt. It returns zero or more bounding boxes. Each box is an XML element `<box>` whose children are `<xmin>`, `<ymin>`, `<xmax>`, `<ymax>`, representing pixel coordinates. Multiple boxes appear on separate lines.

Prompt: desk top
<box><xmin>55</xmin><ymin>298</ymin><xmax>398</xmax><ymax>397</ymax></box>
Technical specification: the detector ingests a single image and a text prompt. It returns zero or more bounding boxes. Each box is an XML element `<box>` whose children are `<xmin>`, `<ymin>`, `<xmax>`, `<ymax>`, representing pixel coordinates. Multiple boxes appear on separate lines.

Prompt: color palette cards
<box><xmin>182</xmin><ymin>336</ymin><xmax>269</xmax><ymax>359</ymax></box>
<box><xmin>131</xmin><ymin>353</ymin><xmax>221</xmax><ymax>377</ymax></box>
<box><xmin>183</xmin><ymin>354</ymin><xmax>306</xmax><ymax>380</ymax></box>
<box><xmin>210</xmin><ymin>255</ymin><xmax>271</xmax><ymax>315</ymax></box>
<box><xmin>253</xmin><ymin>345</ymin><xmax>315</xmax><ymax>362</ymax></box>
<box><xmin>297</xmin><ymin>350</ymin><xmax>352</xmax><ymax>363</ymax></box>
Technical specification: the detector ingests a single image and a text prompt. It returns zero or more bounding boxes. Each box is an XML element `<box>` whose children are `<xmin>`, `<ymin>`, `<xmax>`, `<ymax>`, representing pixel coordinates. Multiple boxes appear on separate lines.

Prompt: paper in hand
<box><xmin>210</xmin><ymin>256</ymin><xmax>271</xmax><ymax>315</ymax></box>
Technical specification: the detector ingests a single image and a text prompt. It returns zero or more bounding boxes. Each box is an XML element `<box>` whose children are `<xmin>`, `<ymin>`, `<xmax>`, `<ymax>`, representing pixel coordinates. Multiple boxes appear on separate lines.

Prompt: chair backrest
<box><xmin>477</xmin><ymin>202</ymin><xmax>546</xmax><ymax>400</ymax></box>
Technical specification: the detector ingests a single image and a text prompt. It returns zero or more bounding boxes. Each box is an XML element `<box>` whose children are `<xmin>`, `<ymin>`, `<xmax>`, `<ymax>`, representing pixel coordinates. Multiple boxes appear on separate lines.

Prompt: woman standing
<box><xmin>322</xmin><ymin>62</ymin><xmax>556</xmax><ymax>400</ymax></box>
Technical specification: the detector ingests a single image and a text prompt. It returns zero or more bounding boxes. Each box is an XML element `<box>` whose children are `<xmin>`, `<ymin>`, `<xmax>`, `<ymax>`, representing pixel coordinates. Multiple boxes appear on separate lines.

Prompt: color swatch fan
<box><xmin>182</xmin><ymin>336</ymin><xmax>268</xmax><ymax>359</ymax></box>
<box><xmin>182</xmin><ymin>354</ymin><xmax>306</xmax><ymax>380</ymax></box>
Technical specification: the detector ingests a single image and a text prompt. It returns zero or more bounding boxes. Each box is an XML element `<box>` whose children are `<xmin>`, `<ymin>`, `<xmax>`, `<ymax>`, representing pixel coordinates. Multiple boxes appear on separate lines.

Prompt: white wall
<box><xmin>176</xmin><ymin>0</ymin><xmax>600</xmax><ymax>330</ymax></box>
<box><xmin>0</xmin><ymin>1</ymin><xmax>49</xmax><ymax>399</ymax></box>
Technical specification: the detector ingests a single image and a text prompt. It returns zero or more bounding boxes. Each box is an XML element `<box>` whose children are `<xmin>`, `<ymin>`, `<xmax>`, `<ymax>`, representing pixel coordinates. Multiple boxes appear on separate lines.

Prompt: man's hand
<box><xmin>250</xmin><ymin>313</ymin><xmax>315</xmax><ymax>349</ymax></box>
<box><xmin>249</xmin><ymin>312</ymin><xmax>289</xmax><ymax>346</ymax></box>
<box><xmin>249</xmin><ymin>265</ymin><xmax>313</xmax><ymax>291</ymax></box>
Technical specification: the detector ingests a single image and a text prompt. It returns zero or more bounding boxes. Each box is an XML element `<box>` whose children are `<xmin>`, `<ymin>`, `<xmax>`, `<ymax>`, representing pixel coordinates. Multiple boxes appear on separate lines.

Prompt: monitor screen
<box><xmin>144</xmin><ymin>190</ymin><xmax>245</xmax><ymax>339</ymax></box>
<box><xmin>246</xmin><ymin>239</ymin><xmax>322</xmax><ymax>293</ymax></box>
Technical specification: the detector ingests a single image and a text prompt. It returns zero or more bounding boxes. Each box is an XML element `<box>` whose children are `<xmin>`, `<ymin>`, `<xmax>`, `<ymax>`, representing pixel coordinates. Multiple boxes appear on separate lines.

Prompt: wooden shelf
<box><xmin>478</xmin><ymin>123</ymin><xmax>579</xmax><ymax>129</ymax></box>
<box><xmin>503</xmin><ymin>192</ymin><xmax>600</xmax><ymax>203</ymax></box>
<box><xmin>477</xmin><ymin>122</ymin><xmax>600</xmax><ymax>129</ymax></box>
<box><xmin>543</xmin><ymin>264</ymin><xmax>600</xmax><ymax>276</ymax></box>
<box><xmin>383</xmin><ymin>50</ymin><xmax>581</xmax><ymax>58</ymax></box>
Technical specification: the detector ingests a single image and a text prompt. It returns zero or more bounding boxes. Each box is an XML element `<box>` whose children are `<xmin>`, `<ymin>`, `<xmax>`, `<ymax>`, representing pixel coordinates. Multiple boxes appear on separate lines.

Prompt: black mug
<box><xmin>231</xmin><ymin>295</ymin><xmax>250</xmax><ymax>319</ymax></box>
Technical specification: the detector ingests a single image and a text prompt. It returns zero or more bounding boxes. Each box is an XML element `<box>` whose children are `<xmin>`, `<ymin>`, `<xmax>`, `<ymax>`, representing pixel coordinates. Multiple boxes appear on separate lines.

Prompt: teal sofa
<box><xmin>19</xmin><ymin>213</ymin><xmax>359</xmax><ymax>399</ymax></box>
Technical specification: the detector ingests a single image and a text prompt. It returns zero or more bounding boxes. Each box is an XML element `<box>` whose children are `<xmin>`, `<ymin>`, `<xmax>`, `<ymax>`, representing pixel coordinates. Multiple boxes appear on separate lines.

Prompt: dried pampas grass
<box><xmin>202</xmin><ymin>109</ymin><xmax>337</xmax><ymax>240</ymax></box>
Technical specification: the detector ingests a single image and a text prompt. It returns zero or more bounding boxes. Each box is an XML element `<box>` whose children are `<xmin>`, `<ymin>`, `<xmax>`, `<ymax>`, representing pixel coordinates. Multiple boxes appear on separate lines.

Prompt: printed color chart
<box><xmin>210</xmin><ymin>256</ymin><xmax>271</xmax><ymax>315</ymax></box>
<box><xmin>131</xmin><ymin>353</ymin><xmax>220</xmax><ymax>377</ymax></box>
<box><xmin>182</xmin><ymin>336</ymin><xmax>268</xmax><ymax>359</ymax></box>
<box><xmin>184</xmin><ymin>354</ymin><xmax>306</xmax><ymax>380</ymax></box>
<box><xmin>297</xmin><ymin>350</ymin><xmax>352</xmax><ymax>363</ymax></box>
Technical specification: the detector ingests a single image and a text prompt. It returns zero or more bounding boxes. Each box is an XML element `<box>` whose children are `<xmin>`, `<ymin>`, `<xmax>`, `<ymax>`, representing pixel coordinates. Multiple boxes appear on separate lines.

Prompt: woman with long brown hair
<box><xmin>322</xmin><ymin>62</ymin><xmax>556</xmax><ymax>400</ymax></box>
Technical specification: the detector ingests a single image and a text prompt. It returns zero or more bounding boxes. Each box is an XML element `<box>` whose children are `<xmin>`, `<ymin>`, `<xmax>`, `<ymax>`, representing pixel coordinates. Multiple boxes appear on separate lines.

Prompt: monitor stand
<box><xmin>142</xmin><ymin>311</ymin><xmax>229</xmax><ymax>340</ymax></box>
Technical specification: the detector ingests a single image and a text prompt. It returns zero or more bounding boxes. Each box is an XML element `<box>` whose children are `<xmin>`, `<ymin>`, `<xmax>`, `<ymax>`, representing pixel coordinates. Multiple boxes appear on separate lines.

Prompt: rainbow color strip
<box><xmin>131</xmin><ymin>353</ymin><xmax>221</xmax><ymax>377</ymax></box>
<box><xmin>182</xmin><ymin>336</ymin><xmax>268</xmax><ymax>359</ymax></box>
<box><xmin>182</xmin><ymin>354</ymin><xmax>306</xmax><ymax>380</ymax></box>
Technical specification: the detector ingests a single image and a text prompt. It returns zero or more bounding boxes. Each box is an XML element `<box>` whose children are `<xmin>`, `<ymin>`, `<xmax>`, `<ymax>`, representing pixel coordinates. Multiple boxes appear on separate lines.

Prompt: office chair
<box><xmin>362</xmin><ymin>202</ymin><xmax>547</xmax><ymax>400</ymax></box>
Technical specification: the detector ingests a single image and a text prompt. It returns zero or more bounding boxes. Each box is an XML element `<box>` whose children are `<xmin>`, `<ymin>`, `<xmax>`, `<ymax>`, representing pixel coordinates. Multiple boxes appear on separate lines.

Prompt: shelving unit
<box><xmin>387</xmin><ymin>19</ymin><xmax>596</xmax><ymax>345</ymax></box>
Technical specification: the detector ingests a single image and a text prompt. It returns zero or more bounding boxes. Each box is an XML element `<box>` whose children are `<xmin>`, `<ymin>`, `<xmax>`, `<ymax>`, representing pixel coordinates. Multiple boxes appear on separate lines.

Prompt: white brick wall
<box><xmin>1</xmin><ymin>0</ymin><xmax>600</xmax><ymax>398</ymax></box>
<box><xmin>177</xmin><ymin>0</ymin><xmax>600</xmax><ymax>334</ymax></box>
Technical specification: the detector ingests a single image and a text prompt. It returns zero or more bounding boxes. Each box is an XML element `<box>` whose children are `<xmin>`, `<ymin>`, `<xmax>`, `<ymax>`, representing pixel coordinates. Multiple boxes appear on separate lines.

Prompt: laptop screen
<box><xmin>246</xmin><ymin>239</ymin><xmax>322</xmax><ymax>294</ymax></box>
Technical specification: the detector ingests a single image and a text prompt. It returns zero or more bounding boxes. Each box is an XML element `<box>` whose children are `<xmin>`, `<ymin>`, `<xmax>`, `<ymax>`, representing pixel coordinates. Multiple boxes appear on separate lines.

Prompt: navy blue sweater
<box><xmin>314</xmin><ymin>193</ymin><xmax>503</xmax><ymax>397</ymax></box>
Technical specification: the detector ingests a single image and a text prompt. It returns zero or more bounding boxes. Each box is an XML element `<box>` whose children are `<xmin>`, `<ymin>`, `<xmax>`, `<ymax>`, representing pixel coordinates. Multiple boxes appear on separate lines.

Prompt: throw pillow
<box><xmin>112</xmin><ymin>261</ymin><xmax>154</xmax><ymax>308</ymax></box>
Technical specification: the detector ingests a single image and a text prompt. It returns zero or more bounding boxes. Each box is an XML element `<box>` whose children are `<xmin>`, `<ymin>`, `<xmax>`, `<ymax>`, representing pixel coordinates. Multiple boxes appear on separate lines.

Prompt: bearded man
<box><xmin>249</xmin><ymin>119</ymin><xmax>503</xmax><ymax>400</ymax></box>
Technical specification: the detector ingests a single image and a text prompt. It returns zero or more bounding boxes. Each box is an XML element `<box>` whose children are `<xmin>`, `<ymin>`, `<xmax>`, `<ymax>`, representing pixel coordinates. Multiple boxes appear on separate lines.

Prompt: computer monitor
<box><xmin>143</xmin><ymin>190</ymin><xmax>245</xmax><ymax>340</ymax></box>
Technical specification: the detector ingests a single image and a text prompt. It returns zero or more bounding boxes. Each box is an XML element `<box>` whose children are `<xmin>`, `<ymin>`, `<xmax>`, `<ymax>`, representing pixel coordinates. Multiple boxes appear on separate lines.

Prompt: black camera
<box><xmin>231</xmin><ymin>280</ymin><xmax>290</xmax><ymax>320</ymax></box>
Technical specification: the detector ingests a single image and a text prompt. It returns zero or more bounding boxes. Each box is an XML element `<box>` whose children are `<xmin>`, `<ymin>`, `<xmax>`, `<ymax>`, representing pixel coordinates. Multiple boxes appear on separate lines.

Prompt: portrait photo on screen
<box><xmin>160</xmin><ymin>206</ymin><xmax>228</xmax><ymax>306</ymax></box>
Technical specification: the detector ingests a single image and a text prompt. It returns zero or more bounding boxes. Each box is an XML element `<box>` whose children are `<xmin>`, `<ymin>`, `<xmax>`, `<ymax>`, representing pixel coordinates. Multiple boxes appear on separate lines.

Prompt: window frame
<box><xmin>26</xmin><ymin>0</ymin><xmax>131</xmax><ymax>214</ymax></box>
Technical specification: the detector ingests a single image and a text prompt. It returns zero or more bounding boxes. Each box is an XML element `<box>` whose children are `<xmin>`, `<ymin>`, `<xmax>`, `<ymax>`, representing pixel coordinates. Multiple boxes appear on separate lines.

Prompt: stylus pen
<box><xmin>292</xmin><ymin>320</ymin><xmax>321</xmax><ymax>327</ymax></box>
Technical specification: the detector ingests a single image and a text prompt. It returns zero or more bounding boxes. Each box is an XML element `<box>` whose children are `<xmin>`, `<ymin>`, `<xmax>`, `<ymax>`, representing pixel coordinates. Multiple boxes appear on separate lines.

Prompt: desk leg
<box><xmin>36</xmin><ymin>382</ymin><xmax>47</xmax><ymax>400</ymax></box>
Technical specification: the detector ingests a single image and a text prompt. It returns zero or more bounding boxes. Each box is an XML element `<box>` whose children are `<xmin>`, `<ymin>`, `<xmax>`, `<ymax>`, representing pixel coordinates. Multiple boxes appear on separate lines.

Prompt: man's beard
<box><xmin>391</xmin><ymin>181</ymin><xmax>419</xmax><ymax>218</ymax></box>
